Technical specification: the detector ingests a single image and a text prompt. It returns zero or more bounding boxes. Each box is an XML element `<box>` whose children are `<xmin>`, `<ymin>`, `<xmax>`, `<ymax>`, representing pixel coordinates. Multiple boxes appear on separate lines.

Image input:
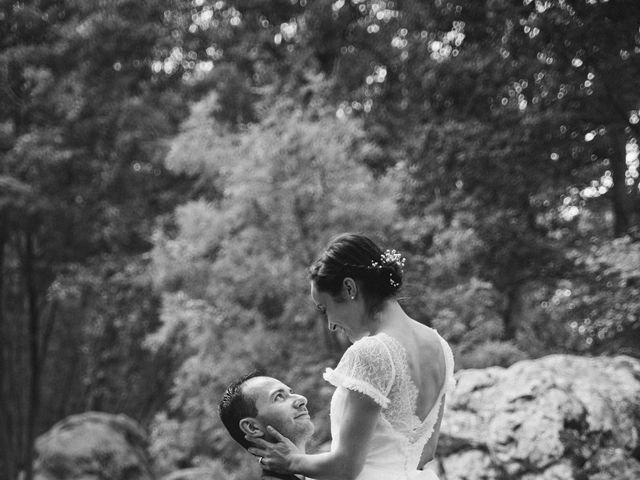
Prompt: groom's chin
<box><xmin>299</xmin><ymin>420</ymin><xmax>315</xmax><ymax>439</ymax></box>
<box><xmin>306</xmin><ymin>423</ymin><xmax>315</xmax><ymax>438</ymax></box>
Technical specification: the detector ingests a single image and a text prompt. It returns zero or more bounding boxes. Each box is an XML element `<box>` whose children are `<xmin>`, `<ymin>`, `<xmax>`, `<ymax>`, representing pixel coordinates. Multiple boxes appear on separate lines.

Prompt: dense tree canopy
<box><xmin>0</xmin><ymin>1</ymin><xmax>638</xmax><ymax>479</ymax></box>
<box><xmin>1</xmin><ymin>1</ymin><xmax>196</xmax><ymax>478</ymax></box>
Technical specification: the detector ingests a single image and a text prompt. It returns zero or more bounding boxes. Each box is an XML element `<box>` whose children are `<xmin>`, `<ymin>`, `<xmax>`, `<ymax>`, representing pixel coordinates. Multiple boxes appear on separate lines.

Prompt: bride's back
<box><xmin>404</xmin><ymin>322</ymin><xmax>447</xmax><ymax>420</ymax></box>
<box><xmin>387</xmin><ymin>320</ymin><xmax>449</xmax><ymax>467</ymax></box>
<box><xmin>324</xmin><ymin>315</ymin><xmax>455</xmax><ymax>477</ymax></box>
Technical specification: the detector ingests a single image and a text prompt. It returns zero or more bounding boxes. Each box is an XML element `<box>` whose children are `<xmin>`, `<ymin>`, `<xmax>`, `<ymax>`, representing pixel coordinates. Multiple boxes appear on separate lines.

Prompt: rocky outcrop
<box><xmin>34</xmin><ymin>411</ymin><xmax>153</xmax><ymax>480</ymax></box>
<box><xmin>32</xmin><ymin>356</ymin><xmax>640</xmax><ymax>480</ymax></box>
<box><xmin>436</xmin><ymin>355</ymin><xmax>640</xmax><ymax>480</ymax></box>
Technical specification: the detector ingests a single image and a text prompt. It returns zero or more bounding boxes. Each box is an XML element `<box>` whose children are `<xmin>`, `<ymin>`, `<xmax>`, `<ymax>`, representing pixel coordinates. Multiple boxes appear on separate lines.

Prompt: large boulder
<box><xmin>34</xmin><ymin>411</ymin><xmax>153</xmax><ymax>480</ymax></box>
<box><xmin>437</xmin><ymin>354</ymin><xmax>640</xmax><ymax>480</ymax></box>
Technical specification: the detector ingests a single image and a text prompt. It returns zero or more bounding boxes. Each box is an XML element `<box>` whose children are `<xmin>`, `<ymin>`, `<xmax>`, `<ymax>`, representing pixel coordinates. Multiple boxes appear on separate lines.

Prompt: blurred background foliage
<box><xmin>1</xmin><ymin>0</ymin><xmax>638</xmax><ymax>479</ymax></box>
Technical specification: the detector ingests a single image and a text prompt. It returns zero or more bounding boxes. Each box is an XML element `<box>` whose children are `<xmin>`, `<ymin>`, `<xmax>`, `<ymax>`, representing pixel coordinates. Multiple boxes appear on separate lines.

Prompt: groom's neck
<box><xmin>262</xmin><ymin>433</ymin><xmax>307</xmax><ymax>453</ymax></box>
<box><xmin>262</xmin><ymin>471</ymin><xmax>303</xmax><ymax>480</ymax></box>
<box><xmin>260</xmin><ymin>439</ymin><xmax>307</xmax><ymax>480</ymax></box>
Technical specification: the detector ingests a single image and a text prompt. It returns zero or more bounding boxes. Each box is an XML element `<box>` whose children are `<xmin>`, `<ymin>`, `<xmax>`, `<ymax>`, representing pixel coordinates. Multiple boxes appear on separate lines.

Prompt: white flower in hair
<box><xmin>371</xmin><ymin>249</ymin><xmax>406</xmax><ymax>288</ymax></box>
<box><xmin>380</xmin><ymin>249</ymin><xmax>406</xmax><ymax>270</ymax></box>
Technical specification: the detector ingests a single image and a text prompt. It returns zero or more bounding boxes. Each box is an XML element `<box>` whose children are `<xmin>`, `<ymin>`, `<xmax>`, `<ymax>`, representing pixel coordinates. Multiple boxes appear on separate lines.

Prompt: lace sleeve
<box><xmin>323</xmin><ymin>336</ymin><xmax>395</xmax><ymax>408</ymax></box>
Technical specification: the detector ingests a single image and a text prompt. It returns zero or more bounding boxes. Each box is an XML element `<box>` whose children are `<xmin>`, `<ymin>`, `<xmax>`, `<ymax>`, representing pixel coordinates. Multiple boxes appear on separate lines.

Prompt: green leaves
<box><xmin>0</xmin><ymin>1</ymin><xmax>636</xmax><ymax>477</ymax></box>
<box><xmin>147</xmin><ymin>94</ymin><xmax>404</xmax><ymax>472</ymax></box>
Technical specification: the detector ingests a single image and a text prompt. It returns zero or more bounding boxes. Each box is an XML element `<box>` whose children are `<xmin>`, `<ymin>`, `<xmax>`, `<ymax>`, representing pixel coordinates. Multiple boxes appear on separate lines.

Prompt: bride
<box><xmin>246</xmin><ymin>233</ymin><xmax>456</xmax><ymax>480</ymax></box>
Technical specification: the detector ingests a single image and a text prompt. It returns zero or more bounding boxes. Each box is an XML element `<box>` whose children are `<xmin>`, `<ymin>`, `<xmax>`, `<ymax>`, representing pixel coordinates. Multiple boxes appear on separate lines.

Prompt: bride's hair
<box><xmin>309</xmin><ymin>233</ymin><xmax>404</xmax><ymax>314</ymax></box>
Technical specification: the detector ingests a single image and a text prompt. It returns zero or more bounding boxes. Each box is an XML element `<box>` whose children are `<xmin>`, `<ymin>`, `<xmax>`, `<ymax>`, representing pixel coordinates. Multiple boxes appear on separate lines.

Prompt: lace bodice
<box><xmin>323</xmin><ymin>330</ymin><xmax>455</xmax><ymax>478</ymax></box>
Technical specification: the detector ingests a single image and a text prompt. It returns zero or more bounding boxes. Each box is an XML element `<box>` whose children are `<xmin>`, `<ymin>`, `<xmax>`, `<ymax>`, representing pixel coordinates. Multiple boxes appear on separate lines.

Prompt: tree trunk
<box><xmin>502</xmin><ymin>285</ymin><xmax>523</xmax><ymax>340</ymax></box>
<box><xmin>23</xmin><ymin>232</ymin><xmax>40</xmax><ymax>480</ymax></box>
<box><xmin>610</xmin><ymin>129</ymin><xmax>632</xmax><ymax>237</ymax></box>
<box><xmin>0</xmin><ymin>231</ymin><xmax>17</xmax><ymax>480</ymax></box>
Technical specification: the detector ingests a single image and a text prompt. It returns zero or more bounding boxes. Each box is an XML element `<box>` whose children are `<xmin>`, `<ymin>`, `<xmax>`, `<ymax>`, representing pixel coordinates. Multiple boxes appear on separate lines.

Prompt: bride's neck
<box><xmin>370</xmin><ymin>299</ymin><xmax>410</xmax><ymax>334</ymax></box>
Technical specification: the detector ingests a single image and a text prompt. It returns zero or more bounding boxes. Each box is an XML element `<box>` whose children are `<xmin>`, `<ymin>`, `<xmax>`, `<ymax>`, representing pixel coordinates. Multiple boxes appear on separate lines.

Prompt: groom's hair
<box><xmin>219</xmin><ymin>370</ymin><xmax>263</xmax><ymax>449</ymax></box>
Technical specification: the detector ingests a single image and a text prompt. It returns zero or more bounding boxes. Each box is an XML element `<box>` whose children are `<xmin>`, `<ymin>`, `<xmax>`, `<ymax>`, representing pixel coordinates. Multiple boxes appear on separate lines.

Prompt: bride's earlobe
<box><xmin>343</xmin><ymin>277</ymin><xmax>357</xmax><ymax>300</ymax></box>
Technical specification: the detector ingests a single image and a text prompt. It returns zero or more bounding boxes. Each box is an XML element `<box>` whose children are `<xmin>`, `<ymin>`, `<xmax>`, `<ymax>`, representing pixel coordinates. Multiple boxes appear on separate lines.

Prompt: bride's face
<box><xmin>310</xmin><ymin>280</ymin><xmax>369</xmax><ymax>342</ymax></box>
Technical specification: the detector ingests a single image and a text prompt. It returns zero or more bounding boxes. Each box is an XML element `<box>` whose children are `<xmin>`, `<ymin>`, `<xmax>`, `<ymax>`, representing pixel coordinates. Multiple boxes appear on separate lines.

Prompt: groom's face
<box><xmin>242</xmin><ymin>376</ymin><xmax>314</xmax><ymax>444</ymax></box>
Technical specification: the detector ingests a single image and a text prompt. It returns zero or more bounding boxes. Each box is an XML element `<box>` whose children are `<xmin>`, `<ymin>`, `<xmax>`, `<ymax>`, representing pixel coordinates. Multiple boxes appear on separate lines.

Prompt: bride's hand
<box><xmin>246</xmin><ymin>425</ymin><xmax>301</xmax><ymax>473</ymax></box>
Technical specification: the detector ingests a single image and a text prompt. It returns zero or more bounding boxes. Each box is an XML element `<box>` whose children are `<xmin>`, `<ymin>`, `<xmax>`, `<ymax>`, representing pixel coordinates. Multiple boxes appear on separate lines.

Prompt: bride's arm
<box><xmin>248</xmin><ymin>390</ymin><xmax>380</xmax><ymax>480</ymax></box>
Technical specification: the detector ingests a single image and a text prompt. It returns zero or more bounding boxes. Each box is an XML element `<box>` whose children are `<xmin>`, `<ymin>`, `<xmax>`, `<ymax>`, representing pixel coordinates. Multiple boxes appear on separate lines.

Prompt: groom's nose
<box><xmin>292</xmin><ymin>394</ymin><xmax>307</xmax><ymax>407</ymax></box>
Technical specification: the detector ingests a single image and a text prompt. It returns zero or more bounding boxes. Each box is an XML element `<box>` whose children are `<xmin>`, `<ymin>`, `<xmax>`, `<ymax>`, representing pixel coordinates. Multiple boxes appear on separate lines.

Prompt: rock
<box><xmin>34</xmin><ymin>411</ymin><xmax>153</xmax><ymax>480</ymax></box>
<box><xmin>437</xmin><ymin>355</ymin><xmax>640</xmax><ymax>480</ymax></box>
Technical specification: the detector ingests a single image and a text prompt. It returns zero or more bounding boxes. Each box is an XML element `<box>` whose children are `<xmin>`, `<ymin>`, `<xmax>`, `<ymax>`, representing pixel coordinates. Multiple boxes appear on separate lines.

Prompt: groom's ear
<box><xmin>239</xmin><ymin>418</ymin><xmax>264</xmax><ymax>439</ymax></box>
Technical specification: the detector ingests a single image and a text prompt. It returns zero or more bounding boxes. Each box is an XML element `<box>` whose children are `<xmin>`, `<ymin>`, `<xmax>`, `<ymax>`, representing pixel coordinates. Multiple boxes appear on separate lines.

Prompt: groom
<box><xmin>219</xmin><ymin>372</ymin><xmax>315</xmax><ymax>480</ymax></box>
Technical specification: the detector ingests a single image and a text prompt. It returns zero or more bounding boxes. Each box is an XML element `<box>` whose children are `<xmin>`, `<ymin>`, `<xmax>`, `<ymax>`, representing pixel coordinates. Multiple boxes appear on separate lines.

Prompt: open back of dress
<box><xmin>324</xmin><ymin>329</ymin><xmax>456</xmax><ymax>480</ymax></box>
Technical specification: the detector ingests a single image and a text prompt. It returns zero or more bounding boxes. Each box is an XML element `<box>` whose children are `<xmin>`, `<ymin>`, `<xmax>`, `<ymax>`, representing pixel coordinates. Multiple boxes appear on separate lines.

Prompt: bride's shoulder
<box><xmin>410</xmin><ymin>322</ymin><xmax>446</xmax><ymax>347</ymax></box>
<box><xmin>342</xmin><ymin>334</ymin><xmax>393</xmax><ymax>363</ymax></box>
<box><xmin>348</xmin><ymin>334</ymin><xmax>386</xmax><ymax>352</ymax></box>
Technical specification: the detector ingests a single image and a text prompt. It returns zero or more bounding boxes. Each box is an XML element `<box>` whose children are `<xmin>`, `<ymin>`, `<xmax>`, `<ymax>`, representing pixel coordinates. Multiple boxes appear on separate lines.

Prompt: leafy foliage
<box><xmin>0</xmin><ymin>1</ymin><xmax>197</xmax><ymax>478</ymax></box>
<box><xmin>146</xmin><ymin>92</ymin><xmax>402</xmax><ymax>474</ymax></box>
<box><xmin>1</xmin><ymin>1</ymin><xmax>638</xmax><ymax>479</ymax></box>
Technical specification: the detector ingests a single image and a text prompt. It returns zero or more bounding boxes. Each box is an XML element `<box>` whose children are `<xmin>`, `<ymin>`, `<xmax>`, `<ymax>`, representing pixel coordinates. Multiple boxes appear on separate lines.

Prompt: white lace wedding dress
<box><xmin>323</xmin><ymin>330</ymin><xmax>455</xmax><ymax>480</ymax></box>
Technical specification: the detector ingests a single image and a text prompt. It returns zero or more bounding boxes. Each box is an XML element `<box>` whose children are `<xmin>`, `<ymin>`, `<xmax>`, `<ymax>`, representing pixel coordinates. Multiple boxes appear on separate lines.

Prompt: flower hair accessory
<box><xmin>370</xmin><ymin>249</ymin><xmax>406</xmax><ymax>288</ymax></box>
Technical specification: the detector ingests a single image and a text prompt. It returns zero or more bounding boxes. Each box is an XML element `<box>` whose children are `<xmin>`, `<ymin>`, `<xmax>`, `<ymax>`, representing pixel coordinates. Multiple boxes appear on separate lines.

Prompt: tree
<box><xmin>0</xmin><ymin>1</ymin><xmax>198</xmax><ymax>478</ymax></box>
<box><xmin>180</xmin><ymin>1</ymin><xmax>639</xmax><ymax>350</ymax></box>
<box><xmin>366</xmin><ymin>0</ymin><xmax>640</xmax><ymax>345</ymax></box>
<box><xmin>147</xmin><ymin>92</ymin><xmax>402</xmax><ymax>475</ymax></box>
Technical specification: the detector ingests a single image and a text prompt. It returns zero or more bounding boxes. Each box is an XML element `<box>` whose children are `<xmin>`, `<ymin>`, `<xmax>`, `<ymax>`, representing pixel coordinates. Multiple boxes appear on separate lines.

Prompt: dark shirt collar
<box><xmin>262</xmin><ymin>470</ymin><xmax>301</xmax><ymax>480</ymax></box>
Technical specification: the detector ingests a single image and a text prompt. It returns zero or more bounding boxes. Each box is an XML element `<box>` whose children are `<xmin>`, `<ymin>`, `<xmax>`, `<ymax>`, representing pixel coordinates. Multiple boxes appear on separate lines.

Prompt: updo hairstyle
<box><xmin>309</xmin><ymin>233</ymin><xmax>403</xmax><ymax>314</ymax></box>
